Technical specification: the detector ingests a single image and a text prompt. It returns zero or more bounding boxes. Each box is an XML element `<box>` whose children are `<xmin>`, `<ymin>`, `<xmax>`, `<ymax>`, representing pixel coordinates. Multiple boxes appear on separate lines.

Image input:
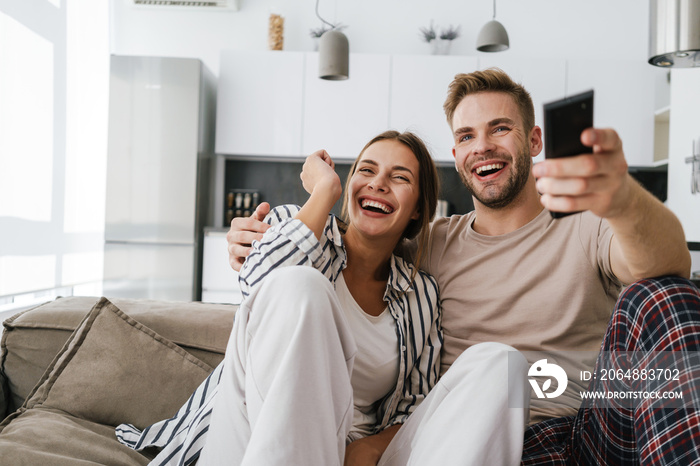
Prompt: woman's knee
<box><xmin>257</xmin><ymin>266</ymin><xmax>329</xmax><ymax>292</ymax></box>
<box><xmin>247</xmin><ymin>266</ymin><xmax>341</xmax><ymax>324</ymax></box>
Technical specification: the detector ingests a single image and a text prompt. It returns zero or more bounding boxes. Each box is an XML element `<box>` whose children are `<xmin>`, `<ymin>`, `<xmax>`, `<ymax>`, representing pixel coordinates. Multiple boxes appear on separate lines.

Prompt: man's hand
<box><xmin>226</xmin><ymin>202</ymin><xmax>270</xmax><ymax>272</ymax></box>
<box><xmin>533</xmin><ymin>128</ymin><xmax>631</xmax><ymax>219</ymax></box>
<box><xmin>534</xmin><ymin>127</ymin><xmax>690</xmax><ymax>282</ymax></box>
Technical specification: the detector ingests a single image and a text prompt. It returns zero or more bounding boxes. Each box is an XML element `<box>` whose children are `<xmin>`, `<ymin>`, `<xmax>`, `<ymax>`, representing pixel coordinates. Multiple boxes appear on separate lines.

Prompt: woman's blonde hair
<box><xmin>341</xmin><ymin>130</ymin><xmax>439</xmax><ymax>277</ymax></box>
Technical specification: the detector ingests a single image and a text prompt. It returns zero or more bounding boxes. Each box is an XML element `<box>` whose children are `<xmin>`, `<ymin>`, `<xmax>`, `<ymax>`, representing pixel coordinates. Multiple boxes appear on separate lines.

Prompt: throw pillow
<box><xmin>15</xmin><ymin>297</ymin><xmax>213</xmax><ymax>430</ymax></box>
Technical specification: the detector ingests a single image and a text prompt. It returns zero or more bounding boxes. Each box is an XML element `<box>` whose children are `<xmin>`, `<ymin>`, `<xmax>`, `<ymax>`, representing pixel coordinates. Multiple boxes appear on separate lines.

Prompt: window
<box><xmin>0</xmin><ymin>0</ymin><xmax>108</xmax><ymax>314</ymax></box>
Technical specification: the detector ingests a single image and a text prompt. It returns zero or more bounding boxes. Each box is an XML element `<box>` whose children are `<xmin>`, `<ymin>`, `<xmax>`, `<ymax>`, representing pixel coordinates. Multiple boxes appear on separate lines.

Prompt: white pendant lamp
<box><xmin>316</xmin><ymin>0</ymin><xmax>349</xmax><ymax>80</ymax></box>
<box><xmin>476</xmin><ymin>0</ymin><xmax>510</xmax><ymax>52</ymax></box>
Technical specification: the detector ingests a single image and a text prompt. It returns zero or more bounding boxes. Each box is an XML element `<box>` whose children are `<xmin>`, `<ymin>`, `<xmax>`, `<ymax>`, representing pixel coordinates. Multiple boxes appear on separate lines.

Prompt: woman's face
<box><xmin>346</xmin><ymin>139</ymin><xmax>421</xmax><ymax>243</ymax></box>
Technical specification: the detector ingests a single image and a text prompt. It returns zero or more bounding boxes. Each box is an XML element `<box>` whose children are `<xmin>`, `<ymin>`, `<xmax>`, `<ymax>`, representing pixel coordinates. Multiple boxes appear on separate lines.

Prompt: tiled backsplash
<box><xmin>218</xmin><ymin>158</ymin><xmax>696</xmax><ymax>282</ymax></box>
<box><xmin>221</xmin><ymin>159</ymin><xmax>672</xmax><ymax>236</ymax></box>
<box><xmin>223</xmin><ymin>159</ymin><xmax>475</xmax><ymax>225</ymax></box>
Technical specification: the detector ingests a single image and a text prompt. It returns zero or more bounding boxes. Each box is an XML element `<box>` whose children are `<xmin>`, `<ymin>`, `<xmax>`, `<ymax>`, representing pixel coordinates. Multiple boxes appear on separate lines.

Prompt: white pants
<box><xmin>199</xmin><ymin>266</ymin><xmax>530</xmax><ymax>466</ymax></box>
<box><xmin>378</xmin><ymin>342</ymin><xmax>531</xmax><ymax>466</ymax></box>
<box><xmin>199</xmin><ymin>267</ymin><xmax>356</xmax><ymax>466</ymax></box>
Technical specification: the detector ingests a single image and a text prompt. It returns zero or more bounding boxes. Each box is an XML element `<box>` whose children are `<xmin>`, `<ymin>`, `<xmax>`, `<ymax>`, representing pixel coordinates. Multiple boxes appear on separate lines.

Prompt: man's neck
<box><xmin>471</xmin><ymin>182</ymin><xmax>544</xmax><ymax>236</ymax></box>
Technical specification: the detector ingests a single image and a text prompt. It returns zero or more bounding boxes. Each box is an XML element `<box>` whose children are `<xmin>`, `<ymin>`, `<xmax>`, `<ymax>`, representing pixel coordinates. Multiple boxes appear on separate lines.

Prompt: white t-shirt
<box><xmin>335</xmin><ymin>272</ymin><xmax>400</xmax><ymax>439</ymax></box>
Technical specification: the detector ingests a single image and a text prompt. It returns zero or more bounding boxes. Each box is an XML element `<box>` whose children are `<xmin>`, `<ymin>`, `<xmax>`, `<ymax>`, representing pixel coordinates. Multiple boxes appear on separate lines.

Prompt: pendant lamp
<box><xmin>476</xmin><ymin>0</ymin><xmax>510</xmax><ymax>52</ymax></box>
<box><xmin>316</xmin><ymin>0</ymin><xmax>349</xmax><ymax>80</ymax></box>
<box><xmin>648</xmin><ymin>0</ymin><xmax>700</xmax><ymax>68</ymax></box>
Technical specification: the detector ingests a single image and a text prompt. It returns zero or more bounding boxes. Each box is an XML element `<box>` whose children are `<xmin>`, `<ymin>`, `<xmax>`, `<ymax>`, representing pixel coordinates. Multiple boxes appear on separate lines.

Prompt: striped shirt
<box><xmin>116</xmin><ymin>204</ymin><xmax>442</xmax><ymax>465</ymax></box>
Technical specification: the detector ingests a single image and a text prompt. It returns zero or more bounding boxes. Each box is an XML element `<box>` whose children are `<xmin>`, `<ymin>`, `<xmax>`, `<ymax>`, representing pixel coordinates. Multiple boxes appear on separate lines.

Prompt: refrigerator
<box><xmin>103</xmin><ymin>55</ymin><xmax>216</xmax><ymax>302</ymax></box>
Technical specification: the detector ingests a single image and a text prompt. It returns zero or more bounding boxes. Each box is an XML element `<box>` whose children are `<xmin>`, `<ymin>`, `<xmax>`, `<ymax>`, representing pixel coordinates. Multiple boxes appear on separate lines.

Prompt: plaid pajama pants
<box><xmin>521</xmin><ymin>276</ymin><xmax>700</xmax><ymax>466</ymax></box>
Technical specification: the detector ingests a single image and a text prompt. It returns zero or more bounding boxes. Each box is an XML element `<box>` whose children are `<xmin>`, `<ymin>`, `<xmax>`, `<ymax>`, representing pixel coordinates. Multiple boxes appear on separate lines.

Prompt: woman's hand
<box><xmin>343</xmin><ymin>424</ymin><xmax>401</xmax><ymax>466</ymax></box>
<box><xmin>344</xmin><ymin>438</ymin><xmax>383</xmax><ymax>466</ymax></box>
<box><xmin>295</xmin><ymin>150</ymin><xmax>342</xmax><ymax>240</ymax></box>
<box><xmin>300</xmin><ymin>149</ymin><xmax>342</xmax><ymax>199</ymax></box>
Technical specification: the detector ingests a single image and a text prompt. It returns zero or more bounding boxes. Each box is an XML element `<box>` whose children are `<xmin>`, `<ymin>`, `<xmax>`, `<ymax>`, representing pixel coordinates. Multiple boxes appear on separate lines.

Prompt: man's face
<box><xmin>451</xmin><ymin>92</ymin><xmax>534</xmax><ymax>209</ymax></box>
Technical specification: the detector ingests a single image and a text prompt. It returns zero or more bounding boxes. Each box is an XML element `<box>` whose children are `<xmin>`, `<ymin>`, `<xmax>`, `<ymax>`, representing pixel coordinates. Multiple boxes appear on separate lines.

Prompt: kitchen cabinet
<box><xmin>201</xmin><ymin>229</ymin><xmax>242</xmax><ymax>305</ymax></box>
<box><xmin>566</xmin><ymin>59</ymin><xmax>667</xmax><ymax>167</ymax></box>
<box><xmin>215</xmin><ymin>50</ymin><xmax>304</xmax><ymax>157</ymax></box>
<box><xmin>390</xmin><ymin>55</ymin><xmax>478</xmax><ymax>163</ymax></box>
<box><xmin>477</xmin><ymin>57</ymin><xmax>568</xmax><ymax>163</ymax></box>
<box><xmin>666</xmin><ymin>69</ymin><xmax>700</xmax><ymax>243</ymax></box>
<box><xmin>215</xmin><ymin>52</ymin><xmax>668</xmax><ymax>169</ymax></box>
<box><xmin>302</xmin><ymin>53</ymin><xmax>392</xmax><ymax>160</ymax></box>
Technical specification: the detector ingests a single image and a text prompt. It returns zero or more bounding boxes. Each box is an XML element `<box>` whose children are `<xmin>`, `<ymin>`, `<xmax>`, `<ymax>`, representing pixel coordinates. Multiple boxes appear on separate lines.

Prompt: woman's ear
<box><xmin>411</xmin><ymin>207</ymin><xmax>420</xmax><ymax>221</ymax></box>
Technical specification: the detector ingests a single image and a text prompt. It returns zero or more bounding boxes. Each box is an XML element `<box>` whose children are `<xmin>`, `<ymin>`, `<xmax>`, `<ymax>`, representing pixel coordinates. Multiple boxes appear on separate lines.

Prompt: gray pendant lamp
<box><xmin>316</xmin><ymin>0</ymin><xmax>349</xmax><ymax>80</ymax></box>
<box><xmin>476</xmin><ymin>0</ymin><xmax>510</xmax><ymax>52</ymax></box>
<box><xmin>648</xmin><ymin>0</ymin><xmax>700</xmax><ymax>68</ymax></box>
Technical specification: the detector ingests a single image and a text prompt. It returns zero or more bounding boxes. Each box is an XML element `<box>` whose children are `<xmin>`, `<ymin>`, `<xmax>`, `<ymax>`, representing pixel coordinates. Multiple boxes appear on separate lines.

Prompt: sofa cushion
<box><xmin>3</xmin><ymin>297</ymin><xmax>213</xmax><ymax>430</ymax></box>
<box><xmin>1</xmin><ymin>296</ymin><xmax>235</xmax><ymax>414</ymax></box>
<box><xmin>0</xmin><ymin>407</ymin><xmax>153</xmax><ymax>466</ymax></box>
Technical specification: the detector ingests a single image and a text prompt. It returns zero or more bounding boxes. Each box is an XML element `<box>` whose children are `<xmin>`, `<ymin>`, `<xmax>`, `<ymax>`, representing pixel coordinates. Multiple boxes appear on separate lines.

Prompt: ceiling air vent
<box><xmin>130</xmin><ymin>0</ymin><xmax>239</xmax><ymax>10</ymax></box>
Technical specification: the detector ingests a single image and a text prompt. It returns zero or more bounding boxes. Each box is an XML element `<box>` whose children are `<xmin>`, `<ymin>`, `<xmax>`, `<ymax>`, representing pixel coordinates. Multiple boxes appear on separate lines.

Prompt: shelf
<box><xmin>654</xmin><ymin>105</ymin><xmax>671</xmax><ymax>116</ymax></box>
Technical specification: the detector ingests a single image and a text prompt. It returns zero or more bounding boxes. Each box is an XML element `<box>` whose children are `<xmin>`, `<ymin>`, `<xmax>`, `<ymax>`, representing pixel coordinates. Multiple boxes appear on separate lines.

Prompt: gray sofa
<box><xmin>0</xmin><ymin>296</ymin><xmax>236</xmax><ymax>465</ymax></box>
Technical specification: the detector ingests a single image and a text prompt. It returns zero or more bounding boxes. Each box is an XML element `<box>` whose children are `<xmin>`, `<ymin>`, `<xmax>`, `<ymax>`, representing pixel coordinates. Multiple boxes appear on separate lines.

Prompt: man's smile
<box><xmin>471</xmin><ymin>161</ymin><xmax>509</xmax><ymax>181</ymax></box>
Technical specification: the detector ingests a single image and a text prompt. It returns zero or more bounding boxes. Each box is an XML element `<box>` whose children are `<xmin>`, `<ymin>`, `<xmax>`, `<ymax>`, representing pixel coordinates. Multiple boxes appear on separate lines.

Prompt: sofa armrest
<box><xmin>0</xmin><ymin>362</ymin><xmax>7</xmax><ymax>420</ymax></box>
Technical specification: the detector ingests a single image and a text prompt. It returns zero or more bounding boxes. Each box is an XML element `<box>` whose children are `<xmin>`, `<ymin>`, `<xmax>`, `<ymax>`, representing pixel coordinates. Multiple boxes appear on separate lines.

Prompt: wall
<box><xmin>111</xmin><ymin>0</ymin><xmax>700</xmax><ymax>253</ymax></box>
<box><xmin>110</xmin><ymin>0</ymin><xmax>650</xmax><ymax>77</ymax></box>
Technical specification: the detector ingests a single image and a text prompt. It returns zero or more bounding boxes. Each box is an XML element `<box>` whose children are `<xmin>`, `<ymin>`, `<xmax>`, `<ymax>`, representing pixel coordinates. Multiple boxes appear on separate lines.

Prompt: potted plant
<box><xmin>419</xmin><ymin>22</ymin><xmax>461</xmax><ymax>55</ymax></box>
<box><xmin>419</xmin><ymin>22</ymin><xmax>437</xmax><ymax>44</ymax></box>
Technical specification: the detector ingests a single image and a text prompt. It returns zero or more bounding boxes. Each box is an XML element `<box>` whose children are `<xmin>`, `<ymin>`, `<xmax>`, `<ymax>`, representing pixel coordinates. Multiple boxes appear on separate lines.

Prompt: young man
<box><xmin>228</xmin><ymin>69</ymin><xmax>700</xmax><ymax>465</ymax></box>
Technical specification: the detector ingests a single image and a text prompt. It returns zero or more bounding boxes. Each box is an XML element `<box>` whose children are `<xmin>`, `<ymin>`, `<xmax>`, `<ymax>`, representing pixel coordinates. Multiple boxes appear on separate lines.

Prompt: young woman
<box><xmin>117</xmin><ymin>130</ymin><xmax>442</xmax><ymax>465</ymax></box>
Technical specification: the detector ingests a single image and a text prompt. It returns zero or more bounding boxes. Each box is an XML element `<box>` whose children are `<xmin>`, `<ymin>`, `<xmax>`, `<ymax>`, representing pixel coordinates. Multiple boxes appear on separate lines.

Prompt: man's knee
<box><xmin>446</xmin><ymin>342</ymin><xmax>528</xmax><ymax>385</ymax></box>
<box><xmin>611</xmin><ymin>276</ymin><xmax>700</xmax><ymax>352</ymax></box>
<box><xmin>617</xmin><ymin>276</ymin><xmax>700</xmax><ymax>321</ymax></box>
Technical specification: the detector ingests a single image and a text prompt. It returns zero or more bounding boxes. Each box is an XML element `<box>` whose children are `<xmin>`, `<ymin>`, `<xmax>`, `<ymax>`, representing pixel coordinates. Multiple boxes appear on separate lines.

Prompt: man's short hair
<box><xmin>443</xmin><ymin>68</ymin><xmax>535</xmax><ymax>133</ymax></box>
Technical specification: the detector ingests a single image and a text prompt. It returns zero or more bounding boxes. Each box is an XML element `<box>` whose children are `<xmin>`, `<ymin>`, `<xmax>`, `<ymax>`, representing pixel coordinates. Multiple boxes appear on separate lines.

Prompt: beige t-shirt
<box><xmin>424</xmin><ymin>209</ymin><xmax>622</xmax><ymax>424</ymax></box>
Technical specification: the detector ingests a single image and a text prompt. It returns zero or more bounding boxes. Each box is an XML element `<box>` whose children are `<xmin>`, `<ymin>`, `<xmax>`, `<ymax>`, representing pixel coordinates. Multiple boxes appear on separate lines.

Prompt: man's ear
<box><xmin>530</xmin><ymin>126</ymin><xmax>543</xmax><ymax>158</ymax></box>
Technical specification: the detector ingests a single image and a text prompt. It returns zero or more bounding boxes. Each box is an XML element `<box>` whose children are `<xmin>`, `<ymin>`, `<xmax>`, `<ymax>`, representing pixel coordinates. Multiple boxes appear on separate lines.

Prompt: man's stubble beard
<box><xmin>458</xmin><ymin>148</ymin><xmax>531</xmax><ymax>210</ymax></box>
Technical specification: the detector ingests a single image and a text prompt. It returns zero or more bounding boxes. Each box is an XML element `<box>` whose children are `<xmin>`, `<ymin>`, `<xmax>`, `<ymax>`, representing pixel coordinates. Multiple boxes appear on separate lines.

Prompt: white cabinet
<box><xmin>477</xmin><ymin>57</ymin><xmax>568</xmax><ymax>163</ymax></box>
<box><xmin>215</xmin><ymin>50</ymin><xmax>304</xmax><ymax>157</ymax></box>
<box><xmin>666</xmin><ymin>69</ymin><xmax>700</xmax><ymax>243</ymax></box>
<box><xmin>201</xmin><ymin>229</ymin><xmax>242</xmax><ymax>305</ymax></box>
<box><xmin>390</xmin><ymin>55</ymin><xmax>478</xmax><ymax>163</ymax></box>
<box><xmin>302</xmin><ymin>53</ymin><xmax>392</xmax><ymax>160</ymax></box>
<box><xmin>566</xmin><ymin>60</ymin><xmax>666</xmax><ymax>167</ymax></box>
<box><xmin>215</xmin><ymin>52</ymin><xmax>667</xmax><ymax>168</ymax></box>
